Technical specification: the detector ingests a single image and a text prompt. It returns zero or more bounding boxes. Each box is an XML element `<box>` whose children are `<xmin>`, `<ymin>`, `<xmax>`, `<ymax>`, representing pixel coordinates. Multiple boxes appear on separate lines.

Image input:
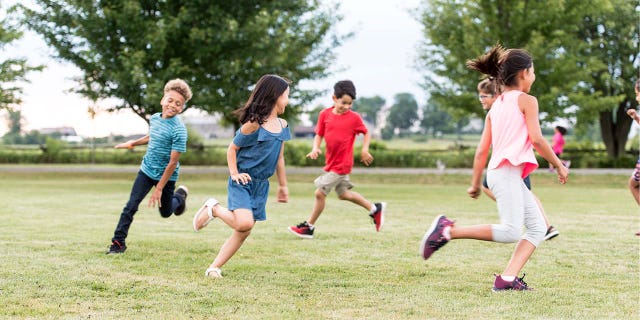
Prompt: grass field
<box><xmin>0</xmin><ymin>168</ymin><xmax>638</xmax><ymax>319</ymax></box>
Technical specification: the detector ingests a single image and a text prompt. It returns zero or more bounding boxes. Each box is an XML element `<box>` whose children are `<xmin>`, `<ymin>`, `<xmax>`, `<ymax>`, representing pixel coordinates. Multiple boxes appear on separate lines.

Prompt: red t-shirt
<box><xmin>315</xmin><ymin>106</ymin><xmax>368</xmax><ymax>175</ymax></box>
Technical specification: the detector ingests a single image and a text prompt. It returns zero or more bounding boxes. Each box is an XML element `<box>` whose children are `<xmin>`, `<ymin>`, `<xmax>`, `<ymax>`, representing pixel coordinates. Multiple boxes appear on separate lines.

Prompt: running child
<box><xmin>549</xmin><ymin>125</ymin><xmax>570</xmax><ymax>170</ymax></box>
<box><xmin>192</xmin><ymin>74</ymin><xmax>291</xmax><ymax>278</ymax></box>
<box><xmin>625</xmin><ymin>79</ymin><xmax>640</xmax><ymax>236</ymax></box>
<box><xmin>477</xmin><ymin>78</ymin><xmax>559</xmax><ymax>241</ymax></box>
<box><xmin>106</xmin><ymin>78</ymin><xmax>192</xmax><ymax>254</ymax></box>
<box><xmin>288</xmin><ymin>80</ymin><xmax>385</xmax><ymax>239</ymax></box>
<box><xmin>420</xmin><ymin>44</ymin><xmax>568</xmax><ymax>291</ymax></box>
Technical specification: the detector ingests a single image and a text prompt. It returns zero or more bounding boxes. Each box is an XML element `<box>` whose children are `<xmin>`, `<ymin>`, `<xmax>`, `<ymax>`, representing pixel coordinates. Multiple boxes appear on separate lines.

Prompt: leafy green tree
<box><xmin>417</xmin><ymin>0</ymin><xmax>639</xmax><ymax>157</ymax></box>
<box><xmin>386</xmin><ymin>93</ymin><xmax>418</xmax><ymax>136</ymax></box>
<box><xmin>421</xmin><ymin>101</ymin><xmax>454</xmax><ymax>136</ymax></box>
<box><xmin>567</xmin><ymin>1</ymin><xmax>639</xmax><ymax>157</ymax></box>
<box><xmin>20</xmin><ymin>1</ymin><xmax>347</xmax><ymax>128</ymax></box>
<box><xmin>0</xmin><ymin>4</ymin><xmax>42</xmax><ymax>110</ymax></box>
<box><xmin>307</xmin><ymin>104</ymin><xmax>325</xmax><ymax>126</ymax></box>
<box><xmin>352</xmin><ymin>95</ymin><xmax>385</xmax><ymax>126</ymax></box>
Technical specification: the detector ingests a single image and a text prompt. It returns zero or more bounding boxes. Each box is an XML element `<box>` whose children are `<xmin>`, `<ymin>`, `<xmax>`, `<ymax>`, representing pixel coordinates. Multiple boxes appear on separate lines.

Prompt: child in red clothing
<box><xmin>288</xmin><ymin>80</ymin><xmax>385</xmax><ymax>239</ymax></box>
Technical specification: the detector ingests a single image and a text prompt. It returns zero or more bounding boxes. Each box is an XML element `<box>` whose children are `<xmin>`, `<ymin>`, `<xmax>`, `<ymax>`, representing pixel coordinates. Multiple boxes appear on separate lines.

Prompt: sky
<box><xmin>0</xmin><ymin>0</ymin><xmax>425</xmax><ymax>137</ymax></box>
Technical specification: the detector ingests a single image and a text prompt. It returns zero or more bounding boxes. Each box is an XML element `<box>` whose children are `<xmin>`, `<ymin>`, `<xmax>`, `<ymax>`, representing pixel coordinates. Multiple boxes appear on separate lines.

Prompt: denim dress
<box><xmin>227</xmin><ymin>121</ymin><xmax>291</xmax><ymax>221</ymax></box>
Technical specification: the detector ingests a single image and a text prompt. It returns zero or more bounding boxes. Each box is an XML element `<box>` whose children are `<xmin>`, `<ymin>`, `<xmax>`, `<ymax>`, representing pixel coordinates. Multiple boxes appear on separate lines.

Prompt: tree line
<box><xmin>1</xmin><ymin>0</ymin><xmax>638</xmax><ymax>158</ymax></box>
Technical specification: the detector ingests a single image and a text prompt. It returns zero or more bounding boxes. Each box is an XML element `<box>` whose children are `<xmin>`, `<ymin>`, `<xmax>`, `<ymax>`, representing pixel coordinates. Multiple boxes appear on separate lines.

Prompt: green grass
<box><xmin>0</xmin><ymin>168</ymin><xmax>638</xmax><ymax>319</ymax></box>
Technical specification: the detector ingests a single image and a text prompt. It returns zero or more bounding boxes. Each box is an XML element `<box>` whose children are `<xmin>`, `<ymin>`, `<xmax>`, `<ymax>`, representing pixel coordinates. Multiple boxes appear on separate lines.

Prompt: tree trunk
<box><xmin>599</xmin><ymin>100</ymin><xmax>633</xmax><ymax>158</ymax></box>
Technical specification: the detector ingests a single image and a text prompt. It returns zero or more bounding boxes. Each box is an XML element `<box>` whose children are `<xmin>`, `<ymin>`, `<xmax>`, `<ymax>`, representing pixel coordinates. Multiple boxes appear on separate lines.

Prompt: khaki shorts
<box><xmin>314</xmin><ymin>171</ymin><xmax>354</xmax><ymax>196</ymax></box>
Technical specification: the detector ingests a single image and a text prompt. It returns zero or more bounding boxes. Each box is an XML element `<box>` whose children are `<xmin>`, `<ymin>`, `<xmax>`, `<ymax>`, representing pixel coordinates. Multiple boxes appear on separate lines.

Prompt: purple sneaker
<box><xmin>420</xmin><ymin>214</ymin><xmax>454</xmax><ymax>260</ymax></box>
<box><xmin>492</xmin><ymin>274</ymin><xmax>531</xmax><ymax>292</ymax></box>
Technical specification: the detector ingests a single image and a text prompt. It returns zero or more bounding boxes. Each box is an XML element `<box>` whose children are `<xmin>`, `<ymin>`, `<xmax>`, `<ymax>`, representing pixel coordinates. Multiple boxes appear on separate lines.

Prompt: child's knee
<box><xmin>159</xmin><ymin>208</ymin><xmax>172</xmax><ymax>218</ymax></box>
<box><xmin>236</xmin><ymin>221</ymin><xmax>254</xmax><ymax>233</ymax></box>
<box><xmin>498</xmin><ymin>224</ymin><xmax>521</xmax><ymax>243</ymax></box>
<box><xmin>337</xmin><ymin>191</ymin><xmax>350</xmax><ymax>201</ymax></box>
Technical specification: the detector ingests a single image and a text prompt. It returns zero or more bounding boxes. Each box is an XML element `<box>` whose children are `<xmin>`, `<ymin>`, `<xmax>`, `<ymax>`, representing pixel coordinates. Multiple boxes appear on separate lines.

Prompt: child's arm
<box><xmin>148</xmin><ymin>150</ymin><xmax>181</xmax><ymax>208</ymax></box>
<box><xmin>468</xmin><ymin>116</ymin><xmax>492</xmax><ymax>199</ymax></box>
<box><xmin>522</xmin><ymin>94</ymin><xmax>568</xmax><ymax>184</ymax></box>
<box><xmin>627</xmin><ymin>109</ymin><xmax>640</xmax><ymax>124</ymax></box>
<box><xmin>306</xmin><ymin>134</ymin><xmax>324</xmax><ymax>159</ymax></box>
<box><xmin>115</xmin><ymin>135</ymin><xmax>149</xmax><ymax>149</ymax></box>
<box><xmin>275</xmin><ymin>142</ymin><xmax>288</xmax><ymax>203</ymax></box>
<box><xmin>360</xmin><ymin>131</ymin><xmax>373</xmax><ymax>166</ymax></box>
<box><xmin>227</xmin><ymin>122</ymin><xmax>259</xmax><ymax>185</ymax></box>
<box><xmin>227</xmin><ymin>142</ymin><xmax>249</xmax><ymax>185</ymax></box>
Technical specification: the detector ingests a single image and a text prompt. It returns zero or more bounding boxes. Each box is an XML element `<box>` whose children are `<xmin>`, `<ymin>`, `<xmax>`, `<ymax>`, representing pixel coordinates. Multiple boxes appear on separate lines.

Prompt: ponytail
<box><xmin>466</xmin><ymin>44</ymin><xmax>504</xmax><ymax>79</ymax></box>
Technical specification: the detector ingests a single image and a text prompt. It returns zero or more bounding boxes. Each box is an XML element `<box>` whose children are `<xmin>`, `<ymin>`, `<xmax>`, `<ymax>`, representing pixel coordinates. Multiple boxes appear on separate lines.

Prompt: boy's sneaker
<box><xmin>544</xmin><ymin>225</ymin><xmax>559</xmax><ymax>241</ymax></box>
<box><xmin>492</xmin><ymin>274</ymin><xmax>531</xmax><ymax>292</ymax></box>
<box><xmin>106</xmin><ymin>240</ymin><xmax>127</xmax><ymax>254</ymax></box>
<box><xmin>420</xmin><ymin>214</ymin><xmax>454</xmax><ymax>260</ymax></box>
<box><xmin>369</xmin><ymin>202</ymin><xmax>386</xmax><ymax>232</ymax></box>
<box><xmin>174</xmin><ymin>185</ymin><xmax>189</xmax><ymax>216</ymax></box>
<box><xmin>288</xmin><ymin>221</ymin><xmax>314</xmax><ymax>239</ymax></box>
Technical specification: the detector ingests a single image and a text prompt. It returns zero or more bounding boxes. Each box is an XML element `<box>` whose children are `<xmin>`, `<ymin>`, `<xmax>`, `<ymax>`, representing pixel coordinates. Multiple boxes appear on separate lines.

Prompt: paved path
<box><xmin>0</xmin><ymin>164</ymin><xmax>629</xmax><ymax>175</ymax></box>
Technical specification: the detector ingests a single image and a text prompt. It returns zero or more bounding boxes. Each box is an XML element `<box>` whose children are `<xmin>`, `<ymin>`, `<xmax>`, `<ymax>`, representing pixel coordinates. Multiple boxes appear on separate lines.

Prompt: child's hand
<box><xmin>115</xmin><ymin>140</ymin><xmax>135</xmax><ymax>149</ymax></box>
<box><xmin>306</xmin><ymin>148</ymin><xmax>321</xmax><ymax>160</ymax></box>
<box><xmin>148</xmin><ymin>188</ymin><xmax>162</xmax><ymax>208</ymax></box>
<box><xmin>277</xmin><ymin>186</ymin><xmax>289</xmax><ymax>203</ymax></box>
<box><xmin>556</xmin><ymin>165</ymin><xmax>569</xmax><ymax>184</ymax></box>
<box><xmin>467</xmin><ymin>186</ymin><xmax>481</xmax><ymax>199</ymax></box>
<box><xmin>627</xmin><ymin>109</ymin><xmax>640</xmax><ymax>123</ymax></box>
<box><xmin>231</xmin><ymin>172</ymin><xmax>251</xmax><ymax>185</ymax></box>
<box><xmin>360</xmin><ymin>151</ymin><xmax>373</xmax><ymax>166</ymax></box>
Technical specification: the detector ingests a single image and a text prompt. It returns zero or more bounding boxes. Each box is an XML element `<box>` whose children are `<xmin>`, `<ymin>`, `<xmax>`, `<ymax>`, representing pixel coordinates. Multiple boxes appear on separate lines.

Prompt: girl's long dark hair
<box><xmin>467</xmin><ymin>44</ymin><xmax>532</xmax><ymax>87</ymax></box>
<box><xmin>234</xmin><ymin>74</ymin><xmax>291</xmax><ymax>125</ymax></box>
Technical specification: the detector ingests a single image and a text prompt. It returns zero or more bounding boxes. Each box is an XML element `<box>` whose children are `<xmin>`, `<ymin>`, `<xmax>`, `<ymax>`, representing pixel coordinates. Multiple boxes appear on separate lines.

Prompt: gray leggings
<box><xmin>487</xmin><ymin>164</ymin><xmax>545</xmax><ymax>247</ymax></box>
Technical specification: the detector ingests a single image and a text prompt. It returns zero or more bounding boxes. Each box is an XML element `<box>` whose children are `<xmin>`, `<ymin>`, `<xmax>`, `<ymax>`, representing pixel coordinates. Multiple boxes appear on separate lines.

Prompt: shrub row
<box><xmin>0</xmin><ymin>143</ymin><xmax>635</xmax><ymax>168</ymax></box>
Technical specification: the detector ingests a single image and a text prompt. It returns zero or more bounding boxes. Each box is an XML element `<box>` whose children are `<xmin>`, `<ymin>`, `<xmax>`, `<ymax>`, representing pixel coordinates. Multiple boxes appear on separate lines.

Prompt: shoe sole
<box><xmin>287</xmin><ymin>226</ymin><xmax>313</xmax><ymax>239</ymax></box>
<box><xmin>419</xmin><ymin>214</ymin><xmax>445</xmax><ymax>260</ymax></box>
<box><xmin>377</xmin><ymin>202</ymin><xmax>387</xmax><ymax>232</ymax></box>
<box><xmin>544</xmin><ymin>230</ymin><xmax>559</xmax><ymax>241</ymax></box>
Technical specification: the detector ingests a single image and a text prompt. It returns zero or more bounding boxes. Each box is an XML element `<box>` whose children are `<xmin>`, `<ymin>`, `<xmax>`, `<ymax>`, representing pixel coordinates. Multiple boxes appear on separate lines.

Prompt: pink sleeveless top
<box><xmin>487</xmin><ymin>90</ymin><xmax>538</xmax><ymax>178</ymax></box>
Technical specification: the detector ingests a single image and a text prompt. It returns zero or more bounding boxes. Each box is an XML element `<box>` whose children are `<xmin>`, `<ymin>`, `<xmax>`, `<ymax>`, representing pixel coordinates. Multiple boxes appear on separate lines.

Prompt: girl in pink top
<box><xmin>549</xmin><ymin>126</ymin><xmax>570</xmax><ymax>171</ymax></box>
<box><xmin>420</xmin><ymin>44</ymin><xmax>568</xmax><ymax>291</ymax></box>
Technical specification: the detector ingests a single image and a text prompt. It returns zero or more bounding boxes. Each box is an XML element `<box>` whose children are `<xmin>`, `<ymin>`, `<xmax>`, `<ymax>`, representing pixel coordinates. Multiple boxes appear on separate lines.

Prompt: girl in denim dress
<box><xmin>192</xmin><ymin>74</ymin><xmax>291</xmax><ymax>278</ymax></box>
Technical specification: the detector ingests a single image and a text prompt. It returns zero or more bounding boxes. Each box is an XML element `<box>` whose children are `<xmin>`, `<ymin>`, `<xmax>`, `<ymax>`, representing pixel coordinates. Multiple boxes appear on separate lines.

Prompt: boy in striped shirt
<box><xmin>106</xmin><ymin>79</ymin><xmax>192</xmax><ymax>254</ymax></box>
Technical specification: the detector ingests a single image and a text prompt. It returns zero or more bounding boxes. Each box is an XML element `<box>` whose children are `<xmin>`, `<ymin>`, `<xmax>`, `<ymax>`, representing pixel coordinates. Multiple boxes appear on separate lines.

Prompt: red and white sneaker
<box><xmin>288</xmin><ymin>221</ymin><xmax>314</xmax><ymax>239</ymax></box>
<box><xmin>369</xmin><ymin>202</ymin><xmax>386</xmax><ymax>232</ymax></box>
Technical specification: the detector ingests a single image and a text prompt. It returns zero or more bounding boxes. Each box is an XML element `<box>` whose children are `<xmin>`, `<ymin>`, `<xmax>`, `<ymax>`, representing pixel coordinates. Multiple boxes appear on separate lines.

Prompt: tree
<box><xmin>421</xmin><ymin>101</ymin><xmax>454</xmax><ymax>136</ymax></box>
<box><xmin>19</xmin><ymin>1</ymin><xmax>347</xmax><ymax>128</ymax></box>
<box><xmin>0</xmin><ymin>3</ymin><xmax>42</xmax><ymax>110</ymax></box>
<box><xmin>568</xmin><ymin>1</ymin><xmax>639</xmax><ymax>157</ymax></box>
<box><xmin>2</xmin><ymin>107</ymin><xmax>23</xmax><ymax>144</ymax></box>
<box><xmin>385</xmin><ymin>93</ymin><xmax>418</xmax><ymax>136</ymax></box>
<box><xmin>417</xmin><ymin>0</ymin><xmax>639</xmax><ymax>157</ymax></box>
<box><xmin>352</xmin><ymin>95</ymin><xmax>385</xmax><ymax>127</ymax></box>
<box><xmin>306</xmin><ymin>104</ymin><xmax>325</xmax><ymax>126</ymax></box>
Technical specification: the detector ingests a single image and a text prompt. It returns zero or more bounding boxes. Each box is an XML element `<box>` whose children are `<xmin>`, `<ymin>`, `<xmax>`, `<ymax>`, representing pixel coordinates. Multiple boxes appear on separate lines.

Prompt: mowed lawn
<box><xmin>0</xmin><ymin>167</ymin><xmax>638</xmax><ymax>319</ymax></box>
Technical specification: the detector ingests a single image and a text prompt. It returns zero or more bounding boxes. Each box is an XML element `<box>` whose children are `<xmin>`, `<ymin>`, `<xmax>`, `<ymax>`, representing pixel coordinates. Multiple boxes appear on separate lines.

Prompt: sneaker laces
<box><xmin>513</xmin><ymin>274</ymin><xmax>529</xmax><ymax>289</ymax></box>
<box><xmin>295</xmin><ymin>222</ymin><xmax>309</xmax><ymax>229</ymax></box>
<box><xmin>427</xmin><ymin>235</ymin><xmax>448</xmax><ymax>250</ymax></box>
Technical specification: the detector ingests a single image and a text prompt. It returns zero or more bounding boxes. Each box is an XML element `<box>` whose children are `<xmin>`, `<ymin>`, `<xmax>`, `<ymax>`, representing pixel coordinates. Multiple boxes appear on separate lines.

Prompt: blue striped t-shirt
<box><xmin>140</xmin><ymin>113</ymin><xmax>188</xmax><ymax>181</ymax></box>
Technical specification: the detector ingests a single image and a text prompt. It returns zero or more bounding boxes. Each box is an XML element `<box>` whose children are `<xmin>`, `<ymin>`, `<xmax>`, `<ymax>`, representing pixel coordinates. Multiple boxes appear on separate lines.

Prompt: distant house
<box><xmin>40</xmin><ymin>126</ymin><xmax>83</xmax><ymax>143</ymax></box>
<box><xmin>181</xmin><ymin>114</ymin><xmax>234</xmax><ymax>139</ymax></box>
<box><xmin>293</xmin><ymin>125</ymin><xmax>315</xmax><ymax>138</ymax></box>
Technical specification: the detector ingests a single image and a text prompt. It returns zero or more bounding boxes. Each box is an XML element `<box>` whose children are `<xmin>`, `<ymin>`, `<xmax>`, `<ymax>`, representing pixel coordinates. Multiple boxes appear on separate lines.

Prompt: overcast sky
<box><xmin>1</xmin><ymin>0</ymin><xmax>424</xmax><ymax>137</ymax></box>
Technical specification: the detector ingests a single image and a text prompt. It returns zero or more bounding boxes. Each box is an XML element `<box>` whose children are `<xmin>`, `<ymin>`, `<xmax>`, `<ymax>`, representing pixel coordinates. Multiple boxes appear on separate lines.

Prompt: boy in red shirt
<box><xmin>288</xmin><ymin>80</ymin><xmax>386</xmax><ymax>238</ymax></box>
